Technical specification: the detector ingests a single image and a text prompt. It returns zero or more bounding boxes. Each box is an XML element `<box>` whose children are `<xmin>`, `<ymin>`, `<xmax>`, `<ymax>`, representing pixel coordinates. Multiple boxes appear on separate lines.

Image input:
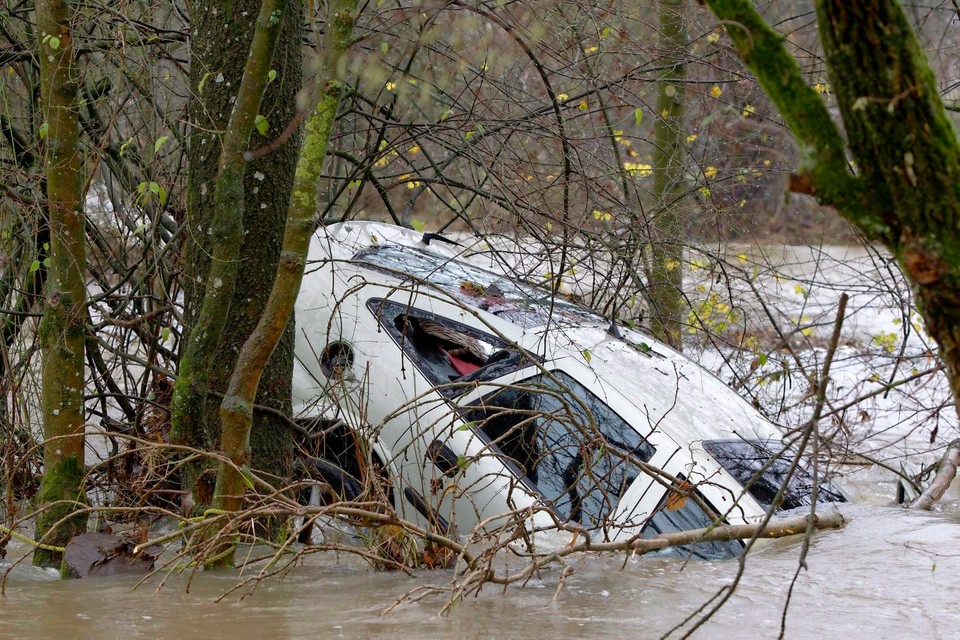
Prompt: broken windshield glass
<box><xmin>355</xmin><ymin>245</ymin><xmax>601</xmax><ymax>328</ymax></box>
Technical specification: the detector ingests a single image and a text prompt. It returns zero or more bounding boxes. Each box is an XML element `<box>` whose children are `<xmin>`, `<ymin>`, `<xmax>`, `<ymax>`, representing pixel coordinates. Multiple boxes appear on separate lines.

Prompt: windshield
<box><xmin>703</xmin><ymin>439</ymin><xmax>846</xmax><ymax>510</ymax></box>
<box><xmin>462</xmin><ymin>371</ymin><xmax>655</xmax><ymax>529</ymax></box>
<box><xmin>355</xmin><ymin>245</ymin><xmax>601</xmax><ymax>328</ymax></box>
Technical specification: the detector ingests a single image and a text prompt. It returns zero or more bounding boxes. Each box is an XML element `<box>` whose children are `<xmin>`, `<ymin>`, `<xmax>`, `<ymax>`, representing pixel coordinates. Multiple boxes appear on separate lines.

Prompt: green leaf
<box><xmin>457</xmin><ymin>455</ymin><xmax>470</xmax><ymax>470</ymax></box>
<box><xmin>240</xmin><ymin>465</ymin><xmax>256</xmax><ymax>489</ymax></box>
<box><xmin>758</xmin><ymin>353</ymin><xmax>768</xmax><ymax>366</ymax></box>
<box><xmin>154</xmin><ymin>135</ymin><xmax>169</xmax><ymax>153</ymax></box>
<box><xmin>198</xmin><ymin>71</ymin><xmax>211</xmax><ymax>93</ymax></box>
<box><xmin>634</xmin><ymin>108</ymin><xmax>643</xmax><ymax>125</ymax></box>
<box><xmin>30</xmin><ymin>259</ymin><xmax>40</xmax><ymax>273</ymax></box>
<box><xmin>38</xmin><ymin>122</ymin><xmax>48</xmax><ymax>140</ymax></box>
<box><xmin>411</xmin><ymin>219</ymin><xmax>426</xmax><ymax>232</ymax></box>
<box><xmin>458</xmin><ymin>421</ymin><xmax>474</xmax><ymax>432</ymax></box>
<box><xmin>254</xmin><ymin>114</ymin><xmax>269</xmax><ymax>136</ymax></box>
<box><xmin>43</xmin><ymin>35</ymin><xmax>60</xmax><ymax>50</ymax></box>
<box><xmin>161</xmin><ymin>326</ymin><xmax>171</xmax><ymax>342</ymax></box>
<box><xmin>148</xmin><ymin>181</ymin><xmax>160</xmax><ymax>195</ymax></box>
<box><xmin>380</xmin><ymin>42</ymin><xmax>389</xmax><ymax>55</ymax></box>
<box><xmin>267</xmin><ymin>69</ymin><xmax>277</xmax><ymax>83</ymax></box>
<box><xmin>582</xmin><ymin>348</ymin><xmax>592</xmax><ymax>363</ymax></box>
<box><xmin>636</xmin><ymin>342</ymin><xmax>651</xmax><ymax>353</ymax></box>
<box><xmin>601</xmin><ymin>26</ymin><xmax>610</xmax><ymax>39</ymax></box>
<box><xmin>119</xmin><ymin>137</ymin><xmax>133</xmax><ymax>157</ymax></box>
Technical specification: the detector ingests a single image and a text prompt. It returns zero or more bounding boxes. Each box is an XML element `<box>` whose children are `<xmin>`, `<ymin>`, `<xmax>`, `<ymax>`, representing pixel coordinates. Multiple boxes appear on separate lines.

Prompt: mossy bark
<box><xmin>703</xmin><ymin>0</ymin><xmax>960</xmax><ymax>415</ymax></box>
<box><xmin>648</xmin><ymin>0</ymin><xmax>687</xmax><ymax>350</ymax></box>
<box><xmin>172</xmin><ymin>0</ymin><xmax>300</xmax><ymax>509</ymax></box>
<box><xmin>33</xmin><ymin>0</ymin><xmax>88</xmax><ymax>567</ymax></box>
<box><xmin>214</xmin><ymin>0</ymin><xmax>357</xmax><ymax>548</ymax></box>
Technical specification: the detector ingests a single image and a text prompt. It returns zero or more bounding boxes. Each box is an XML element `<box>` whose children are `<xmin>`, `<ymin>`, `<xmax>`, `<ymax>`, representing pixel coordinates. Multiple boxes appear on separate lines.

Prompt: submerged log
<box><xmin>64</xmin><ymin>533</ymin><xmax>158</xmax><ymax>578</ymax></box>
<box><xmin>911</xmin><ymin>444</ymin><xmax>960</xmax><ymax>511</ymax></box>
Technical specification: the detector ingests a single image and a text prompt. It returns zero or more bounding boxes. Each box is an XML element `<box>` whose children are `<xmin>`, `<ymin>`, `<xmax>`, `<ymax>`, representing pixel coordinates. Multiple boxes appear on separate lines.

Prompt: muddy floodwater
<box><xmin>4</xmin><ymin>500</ymin><xmax>960</xmax><ymax>639</ymax></box>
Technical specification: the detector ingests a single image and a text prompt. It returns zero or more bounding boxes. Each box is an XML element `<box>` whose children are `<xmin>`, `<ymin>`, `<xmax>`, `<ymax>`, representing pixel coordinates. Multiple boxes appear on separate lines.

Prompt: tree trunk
<box><xmin>701</xmin><ymin>0</ymin><xmax>960</xmax><ymax>422</ymax></box>
<box><xmin>648</xmin><ymin>0</ymin><xmax>687</xmax><ymax>350</ymax></box>
<box><xmin>172</xmin><ymin>0</ymin><xmax>301</xmax><ymax>509</ymax></box>
<box><xmin>214</xmin><ymin>0</ymin><xmax>357</xmax><ymax>560</ymax></box>
<box><xmin>33</xmin><ymin>0</ymin><xmax>88</xmax><ymax>568</ymax></box>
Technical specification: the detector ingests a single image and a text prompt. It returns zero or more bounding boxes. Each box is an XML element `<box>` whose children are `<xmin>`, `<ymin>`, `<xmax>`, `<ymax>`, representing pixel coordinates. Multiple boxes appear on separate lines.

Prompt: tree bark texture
<box><xmin>172</xmin><ymin>0</ymin><xmax>301</xmax><ymax>508</ymax></box>
<box><xmin>33</xmin><ymin>0</ymin><xmax>88</xmax><ymax>567</ymax></box>
<box><xmin>648</xmin><ymin>0</ymin><xmax>687</xmax><ymax>350</ymax></box>
<box><xmin>703</xmin><ymin>0</ymin><xmax>960</xmax><ymax>428</ymax></box>
<box><xmin>215</xmin><ymin>0</ymin><xmax>357</xmax><ymax>528</ymax></box>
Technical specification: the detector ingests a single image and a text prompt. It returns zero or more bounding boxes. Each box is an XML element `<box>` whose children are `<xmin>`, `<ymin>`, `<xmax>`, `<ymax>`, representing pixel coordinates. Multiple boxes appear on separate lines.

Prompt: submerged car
<box><xmin>292</xmin><ymin>222</ymin><xmax>843</xmax><ymax>558</ymax></box>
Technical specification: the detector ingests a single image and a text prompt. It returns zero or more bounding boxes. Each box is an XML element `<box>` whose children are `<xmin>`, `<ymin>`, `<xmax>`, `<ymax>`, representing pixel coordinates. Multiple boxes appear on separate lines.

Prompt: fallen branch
<box><xmin>911</xmin><ymin>442</ymin><xmax>960</xmax><ymax>510</ymax></box>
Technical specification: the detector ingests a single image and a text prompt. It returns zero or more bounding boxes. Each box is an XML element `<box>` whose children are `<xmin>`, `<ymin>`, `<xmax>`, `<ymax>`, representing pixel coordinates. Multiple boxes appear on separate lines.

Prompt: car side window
<box><xmin>369</xmin><ymin>298</ymin><xmax>527</xmax><ymax>395</ymax></box>
<box><xmin>640</xmin><ymin>477</ymin><xmax>744</xmax><ymax>560</ymax></box>
<box><xmin>462</xmin><ymin>371</ymin><xmax>655</xmax><ymax>529</ymax></box>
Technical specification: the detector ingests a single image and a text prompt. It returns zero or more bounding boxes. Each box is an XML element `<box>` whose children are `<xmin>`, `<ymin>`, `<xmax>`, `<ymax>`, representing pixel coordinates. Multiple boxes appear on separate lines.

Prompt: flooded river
<box><xmin>5</xmin><ymin>243</ymin><xmax>959</xmax><ymax>638</ymax></box>
<box><xmin>4</xmin><ymin>500</ymin><xmax>960</xmax><ymax>639</ymax></box>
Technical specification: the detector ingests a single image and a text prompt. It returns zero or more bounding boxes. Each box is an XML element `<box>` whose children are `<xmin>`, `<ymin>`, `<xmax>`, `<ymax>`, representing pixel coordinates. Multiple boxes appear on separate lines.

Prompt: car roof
<box><xmin>304</xmin><ymin>222</ymin><xmax>784</xmax><ymax>446</ymax></box>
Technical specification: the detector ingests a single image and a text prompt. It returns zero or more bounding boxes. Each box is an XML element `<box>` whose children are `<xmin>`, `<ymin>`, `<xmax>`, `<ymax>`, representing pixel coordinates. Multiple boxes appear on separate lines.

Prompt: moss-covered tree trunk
<box><xmin>172</xmin><ymin>0</ymin><xmax>301</xmax><ymax>509</ymax></box>
<box><xmin>702</xmin><ymin>0</ymin><xmax>960</xmax><ymax>410</ymax></box>
<box><xmin>648</xmin><ymin>0</ymin><xmax>687</xmax><ymax>350</ymax></box>
<box><xmin>214</xmin><ymin>0</ymin><xmax>357</xmax><ymax>550</ymax></box>
<box><xmin>33</xmin><ymin>0</ymin><xmax>88</xmax><ymax>567</ymax></box>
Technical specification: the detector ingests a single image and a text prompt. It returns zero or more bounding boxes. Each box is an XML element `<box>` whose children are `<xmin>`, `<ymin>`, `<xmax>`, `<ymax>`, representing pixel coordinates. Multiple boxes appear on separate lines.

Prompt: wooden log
<box><xmin>911</xmin><ymin>444</ymin><xmax>960</xmax><ymax>511</ymax></box>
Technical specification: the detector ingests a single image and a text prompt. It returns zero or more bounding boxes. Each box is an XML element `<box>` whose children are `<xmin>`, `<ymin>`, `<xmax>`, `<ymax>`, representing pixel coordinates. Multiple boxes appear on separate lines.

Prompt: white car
<box><xmin>292</xmin><ymin>222</ymin><xmax>843</xmax><ymax>558</ymax></box>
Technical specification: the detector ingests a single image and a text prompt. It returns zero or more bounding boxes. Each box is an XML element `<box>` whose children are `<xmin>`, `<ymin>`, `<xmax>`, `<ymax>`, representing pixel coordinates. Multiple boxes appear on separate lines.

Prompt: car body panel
<box><xmin>292</xmin><ymin>222</ymin><xmax>838</xmax><ymax>547</ymax></box>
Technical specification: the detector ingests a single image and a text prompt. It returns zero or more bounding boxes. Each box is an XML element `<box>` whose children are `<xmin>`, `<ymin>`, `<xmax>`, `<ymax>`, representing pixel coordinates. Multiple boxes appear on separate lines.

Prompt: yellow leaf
<box><xmin>710</xmin><ymin>85</ymin><xmax>723</xmax><ymax>98</ymax></box>
<box><xmin>584</xmin><ymin>46</ymin><xmax>598</xmax><ymax>53</ymax></box>
<box><xmin>578</xmin><ymin>100</ymin><xmax>588</xmax><ymax>111</ymax></box>
<box><xmin>742</xmin><ymin>104</ymin><xmax>756</xmax><ymax>117</ymax></box>
<box><xmin>556</xmin><ymin>93</ymin><xmax>569</xmax><ymax>102</ymax></box>
<box><xmin>385</xmin><ymin>81</ymin><xmax>396</xmax><ymax>91</ymax></box>
<box><xmin>623</xmin><ymin>162</ymin><xmax>652</xmax><ymax>177</ymax></box>
<box><xmin>736</xmin><ymin>253</ymin><xmax>748</xmax><ymax>264</ymax></box>
<box><xmin>686</xmin><ymin>134</ymin><xmax>698</xmax><ymax>143</ymax></box>
<box><xmin>704</xmin><ymin>166</ymin><xmax>718</xmax><ymax>179</ymax></box>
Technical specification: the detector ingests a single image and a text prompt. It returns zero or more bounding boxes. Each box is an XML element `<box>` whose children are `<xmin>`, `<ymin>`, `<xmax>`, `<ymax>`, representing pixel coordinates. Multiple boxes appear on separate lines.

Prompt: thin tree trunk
<box><xmin>33</xmin><ymin>0</ymin><xmax>87</xmax><ymax>568</ymax></box>
<box><xmin>648</xmin><ymin>0</ymin><xmax>687</xmax><ymax>350</ymax></box>
<box><xmin>213</xmin><ymin>0</ymin><xmax>357</xmax><ymax>560</ymax></box>
<box><xmin>170</xmin><ymin>0</ymin><xmax>290</xmax><ymax>509</ymax></box>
